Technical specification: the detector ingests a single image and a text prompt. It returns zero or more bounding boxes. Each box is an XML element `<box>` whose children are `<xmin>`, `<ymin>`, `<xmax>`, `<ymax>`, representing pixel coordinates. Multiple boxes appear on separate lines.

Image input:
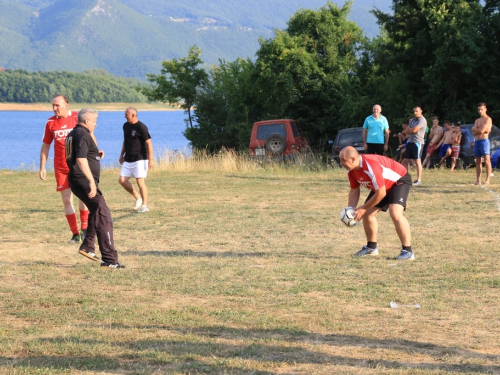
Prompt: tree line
<box><xmin>0</xmin><ymin>69</ymin><xmax>147</xmax><ymax>103</ymax></box>
<box><xmin>141</xmin><ymin>0</ymin><xmax>500</xmax><ymax>152</ymax></box>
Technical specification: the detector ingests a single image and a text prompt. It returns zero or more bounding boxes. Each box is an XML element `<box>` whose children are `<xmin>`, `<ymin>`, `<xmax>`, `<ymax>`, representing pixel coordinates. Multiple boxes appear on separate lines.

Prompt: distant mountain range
<box><xmin>0</xmin><ymin>0</ymin><xmax>391</xmax><ymax>79</ymax></box>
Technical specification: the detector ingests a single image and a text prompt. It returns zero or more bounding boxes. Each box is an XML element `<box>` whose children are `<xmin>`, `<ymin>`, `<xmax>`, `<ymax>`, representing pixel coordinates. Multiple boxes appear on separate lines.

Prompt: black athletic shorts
<box><xmin>366</xmin><ymin>143</ymin><xmax>385</xmax><ymax>156</ymax></box>
<box><xmin>404</xmin><ymin>142</ymin><xmax>423</xmax><ymax>160</ymax></box>
<box><xmin>365</xmin><ymin>172</ymin><xmax>412</xmax><ymax>212</ymax></box>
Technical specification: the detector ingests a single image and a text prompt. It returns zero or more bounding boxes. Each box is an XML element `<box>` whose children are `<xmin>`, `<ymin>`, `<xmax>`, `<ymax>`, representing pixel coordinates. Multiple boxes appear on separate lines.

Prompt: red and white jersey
<box><xmin>348</xmin><ymin>154</ymin><xmax>407</xmax><ymax>192</ymax></box>
<box><xmin>42</xmin><ymin>111</ymin><xmax>78</xmax><ymax>172</ymax></box>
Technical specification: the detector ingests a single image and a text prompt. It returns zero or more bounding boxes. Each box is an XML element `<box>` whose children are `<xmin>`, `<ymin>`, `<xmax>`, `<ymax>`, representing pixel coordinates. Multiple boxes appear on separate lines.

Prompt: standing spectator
<box><xmin>422</xmin><ymin>116</ymin><xmax>444</xmax><ymax>169</ymax></box>
<box><xmin>362</xmin><ymin>104</ymin><xmax>390</xmax><ymax>155</ymax></box>
<box><xmin>39</xmin><ymin>95</ymin><xmax>89</xmax><ymax>243</ymax></box>
<box><xmin>118</xmin><ymin>107</ymin><xmax>154</xmax><ymax>213</ymax></box>
<box><xmin>66</xmin><ymin>109</ymin><xmax>124</xmax><ymax>269</ymax></box>
<box><xmin>472</xmin><ymin>102</ymin><xmax>493</xmax><ymax>185</ymax></box>
<box><xmin>402</xmin><ymin>106</ymin><xmax>427</xmax><ymax>185</ymax></box>
<box><xmin>339</xmin><ymin>146</ymin><xmax>415</xmax><ymax>260</ymax></box>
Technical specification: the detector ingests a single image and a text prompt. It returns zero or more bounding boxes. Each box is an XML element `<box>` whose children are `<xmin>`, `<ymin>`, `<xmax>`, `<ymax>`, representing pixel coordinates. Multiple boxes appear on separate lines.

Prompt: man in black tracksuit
<box><xmin>65</xmin><ymin>108</ymin><xmax>125</xmax><ymax>269</ymax></box>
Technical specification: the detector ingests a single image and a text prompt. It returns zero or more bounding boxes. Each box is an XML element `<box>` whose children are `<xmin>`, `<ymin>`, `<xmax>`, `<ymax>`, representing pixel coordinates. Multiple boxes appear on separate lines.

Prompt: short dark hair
<box><xmin>443</xmin><ymin>120</ymin><xmax>451</xmax><ymax>125</ymax></box>
<box><xmin>478</xmin><ymin>102</ymin><xmax>487</xmax><ymax>107</ymax></box>
<box><xmin>413</xmin><ymin>106</ymin><xmax>423</xmax><ymax>111</ymax></box>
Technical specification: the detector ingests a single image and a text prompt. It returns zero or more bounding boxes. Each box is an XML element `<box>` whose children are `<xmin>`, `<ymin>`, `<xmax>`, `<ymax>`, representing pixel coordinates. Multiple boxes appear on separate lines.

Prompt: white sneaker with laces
<box><xmin>136</xmin><ymin>205</ymin><xmax>149</xmax><ymax>213</ymax></box>
<box><xmin>133</xmin><ymin>198</ymin><xmax>143</xmax><ymax>211</ymax></box>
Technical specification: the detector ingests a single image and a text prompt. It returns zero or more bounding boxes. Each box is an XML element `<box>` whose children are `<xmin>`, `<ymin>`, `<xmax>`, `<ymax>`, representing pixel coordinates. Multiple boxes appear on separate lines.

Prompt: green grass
<box><xmin>0</xmin><ymin>161</ymin><xmax>499</xmax><ymax>374</ymax></box>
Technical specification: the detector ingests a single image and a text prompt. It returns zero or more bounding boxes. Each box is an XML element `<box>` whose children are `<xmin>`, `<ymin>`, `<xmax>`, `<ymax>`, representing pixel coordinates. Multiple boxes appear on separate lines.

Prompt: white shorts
<box><xmin>120</xmin><ymin>160</ymin><xmax>149</xmax><ymax>179</ymax></box>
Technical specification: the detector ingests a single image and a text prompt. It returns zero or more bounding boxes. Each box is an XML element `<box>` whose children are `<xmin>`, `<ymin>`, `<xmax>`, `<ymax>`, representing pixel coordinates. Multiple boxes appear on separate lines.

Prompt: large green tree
<box><xmin>186</xmin><ymin>58</ymin><xmax>260</xmax><ymax>150</ymax></box>
<box><xmin>141</xmin><ymin>46</ymin><xmax>208</xmax><ymax>129</ymax></box>
<box><xmin>371</xmin><ymin>0</ymin><xmax>485</xmax><ymax>122</ymax></box>
<box><xmin>255</xmin><ymin>1</ymin><xmax>365</xmax><ymax>147</ymax></box>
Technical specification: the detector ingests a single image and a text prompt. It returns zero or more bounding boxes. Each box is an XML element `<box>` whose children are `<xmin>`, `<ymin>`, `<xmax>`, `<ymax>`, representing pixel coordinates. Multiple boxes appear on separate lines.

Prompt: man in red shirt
<box><xmin>339</xmin><ymin>146</ymin><xmax>415</xmax><ymax>260</ymax></box>
<box><xmin>39</xmin><ymin>95</ymin><xmax>90</xmax><ymax>243</ymax></box>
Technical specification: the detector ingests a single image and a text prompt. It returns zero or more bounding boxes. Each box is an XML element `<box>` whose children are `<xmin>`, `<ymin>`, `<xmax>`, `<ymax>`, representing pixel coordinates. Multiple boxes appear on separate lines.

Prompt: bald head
<box><xmin>339</xmin><ymin>146</ymin><xmax>360</xmax><ymax>171</ymax></box>
<box><xmin>125</xmin><ymin>107</ymin><xmax>139</xmax><ymax>124</ymax></box>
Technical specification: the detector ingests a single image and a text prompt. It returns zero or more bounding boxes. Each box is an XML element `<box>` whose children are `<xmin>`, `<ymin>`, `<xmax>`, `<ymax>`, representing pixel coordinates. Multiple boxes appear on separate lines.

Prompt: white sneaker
<box><xmin>133</xmin><ymin>198</ymin><xmax>143</xmax><ymax>211</ymax></box>
<box><xmin>136</xmin><ymin>205</ymin><xmax>149</xmax><ymax>213</ymax></box>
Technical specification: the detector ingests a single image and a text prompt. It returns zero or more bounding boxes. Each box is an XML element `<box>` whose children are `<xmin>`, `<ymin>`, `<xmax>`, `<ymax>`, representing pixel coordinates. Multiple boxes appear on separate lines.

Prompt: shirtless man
<box><xmin>436</xmin><ymin>121</ymin><xmax>454</xmax><ymax>168</ymax></box>
<box><xmin>449</xmin><ymin>123</ymin><xmax>463</xmax><ymax>172</ymax></box>
<box><xmin>422</xmin><ymin>117</ymin><xmax>444</xmax><ymax>169</ymax></box>
<box><xmin>472</xmin><ymin>102</ymin><xmax>493</xmax><ymax>185</ymax></box>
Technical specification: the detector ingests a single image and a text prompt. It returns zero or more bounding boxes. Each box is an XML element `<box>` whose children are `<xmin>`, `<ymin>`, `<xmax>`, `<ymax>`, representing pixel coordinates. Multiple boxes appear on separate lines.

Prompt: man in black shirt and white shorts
<box><xmin>118</xmin><ymin>107</ymin><xmax>154</xmax><ymax>213</ymax></box>
<box><xmin>65</xmin><ymin>109</ymin><xmax>125</xmax><ymax>269</ymax></box>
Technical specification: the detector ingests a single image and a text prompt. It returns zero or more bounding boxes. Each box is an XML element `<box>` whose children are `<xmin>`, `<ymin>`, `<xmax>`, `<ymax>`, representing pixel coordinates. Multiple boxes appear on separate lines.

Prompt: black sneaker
<box><xmin>79</xmin><ymin>248</ymin><xmax>100</xmax><ymax>261</ymax></box>
<box><xmin>80</xmin><ymin>229</ymin><xmax>87</xmax><ymax>241</ymax></box>
<box><xmin>100</xmin><ymin>261</ymin><xmax>125</xmax><ymax>269</ymax></box>
<box><xmin>68</xmin><ymin>233</ymin><xmax>82</xmax><ymax>244</ymax></box>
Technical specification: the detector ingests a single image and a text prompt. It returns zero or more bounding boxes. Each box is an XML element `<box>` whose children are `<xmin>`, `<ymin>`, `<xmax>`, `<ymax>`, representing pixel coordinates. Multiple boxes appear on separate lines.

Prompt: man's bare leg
<box><xmin>484</xmin><ymin>155</ymin><xmax>492</xmax><ymax>184</ymax></box>
<box><xmin>475</xmin><ymin>157</ymin><xmax>483</xmax><ymax>185</ymax></box>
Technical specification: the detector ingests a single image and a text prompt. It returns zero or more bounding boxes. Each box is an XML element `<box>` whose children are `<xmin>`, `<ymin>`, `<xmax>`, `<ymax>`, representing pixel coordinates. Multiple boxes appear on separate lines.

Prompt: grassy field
<box><xmin>1</xmin><ymin>155</ymin><xmax>499</xmax><ymax>374</ymax></box>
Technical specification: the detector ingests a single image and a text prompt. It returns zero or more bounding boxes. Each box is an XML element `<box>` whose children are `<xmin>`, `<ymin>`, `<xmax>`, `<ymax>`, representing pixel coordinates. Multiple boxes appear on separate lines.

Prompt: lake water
<box><xmin>0</xmin><ymin>110</ymin><xmax>191</xmax><ymax>170</ymax></box>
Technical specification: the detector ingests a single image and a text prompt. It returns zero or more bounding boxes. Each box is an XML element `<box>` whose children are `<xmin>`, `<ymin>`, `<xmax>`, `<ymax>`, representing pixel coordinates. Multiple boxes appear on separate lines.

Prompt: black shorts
<box><xmin>365</xmin><ymin>172</ymin><xmax>412</xmax><ymax>212</ymax></box>
<box><xmin>404</xmin><ymin>142</ymin><xmax>423</xmax><ymax>160</ymax></box>
<box><xmin>366</xmin><ymin>143</ymin><xmax>385</xmax><ymax>156</ymax></box>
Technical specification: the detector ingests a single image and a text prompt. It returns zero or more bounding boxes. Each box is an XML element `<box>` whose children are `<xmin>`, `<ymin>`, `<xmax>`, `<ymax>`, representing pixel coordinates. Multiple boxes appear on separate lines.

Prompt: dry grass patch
<box><xmin>0</xmin><ymin>159</ymin><xmax>499</xmax><ymax>374</ymax></box>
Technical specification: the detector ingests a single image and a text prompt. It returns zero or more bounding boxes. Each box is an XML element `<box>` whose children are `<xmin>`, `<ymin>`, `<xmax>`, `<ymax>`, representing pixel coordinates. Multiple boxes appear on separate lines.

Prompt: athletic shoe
<box><xmin>68</xmin><ymin>233</ymin><xmax>82</xmax><ymax>244</ymax></box>
<box><xmin>79</xmin><ymin>248</ymin><xmax>100</xmax><ymax>261</ymax></box>
<box><xmin>352</xmin><ymin>245</ymin><xmax>379</xmax><ymax>257</ymax></box>
<box><xmin>80</xmin><ymin>229</ymin><xmax>87</xmax><ymax>241</ymax></box>
<box><xmin>413</xmin><ymin>180</ymin><xmax>422</xmax><ymax>186</ymax></box>
<box><xmin>100</xmin><ymin>261</ymin><xmax>126</xmax><ymax>269</ymax></box>
<box><xmin>396</xmin><ymin>249</ymin><xmax>415</xmax><ymax>260</ymax></box>
<box><xmin>133</xmin><ymin>198</ymin><xmax>143</xmax><ymax>211</ymax></box>
<box><xmin>136</xmin><ymin>205</ymin><xmax>149</xmax><ymax>213</ymax></box>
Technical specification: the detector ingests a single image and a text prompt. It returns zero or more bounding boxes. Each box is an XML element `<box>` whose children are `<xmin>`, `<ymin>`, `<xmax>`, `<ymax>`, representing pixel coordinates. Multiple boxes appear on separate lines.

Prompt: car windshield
<box><xmin>338</xmin><ymin>131</ymin><xmax>363</xmax><ymax>146</ymax></box>
<box><xmin>256</xmin><ymin>124</ymin><xmax>286</xmax><ymax>140</ymax></box>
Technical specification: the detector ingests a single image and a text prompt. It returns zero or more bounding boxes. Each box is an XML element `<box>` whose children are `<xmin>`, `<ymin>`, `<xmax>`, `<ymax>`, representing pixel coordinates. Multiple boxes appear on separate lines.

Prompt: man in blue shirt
<box><xmin>362</xmin><ymin>104</ymin><xmax>390</xmax><ymax>155</ymax></box>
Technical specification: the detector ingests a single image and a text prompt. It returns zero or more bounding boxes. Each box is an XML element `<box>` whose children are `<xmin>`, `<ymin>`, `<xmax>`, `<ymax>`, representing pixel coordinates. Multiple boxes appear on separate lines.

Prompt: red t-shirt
<box><xmin>42</xmin><ymin>111</ymin><xmax>78</xmax><ymax>172</ymax></box>
<box><xmin>348</xmin><ymin>154</ymin><xmax>407</xmax><ymax>192</ymax></box>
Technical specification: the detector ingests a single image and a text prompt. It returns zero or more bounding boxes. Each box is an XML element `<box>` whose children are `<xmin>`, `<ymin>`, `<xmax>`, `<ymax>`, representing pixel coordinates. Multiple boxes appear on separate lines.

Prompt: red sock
<box><xmin>80</xmin><ymin>209</ymin><xmax>89</xmax><ymax>230</ymax></box>
<box><xmin>66</xmin><ymin>213</ymin><xmax>79</xmax><ymax>235</ymax></box>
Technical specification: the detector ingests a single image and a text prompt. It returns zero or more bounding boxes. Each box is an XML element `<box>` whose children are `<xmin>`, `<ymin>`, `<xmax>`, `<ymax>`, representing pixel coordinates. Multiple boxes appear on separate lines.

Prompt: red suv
<box><xmin>249</xmin><ymin>119</ymin><xmax>308</xmax><ymax>157</ymax></box>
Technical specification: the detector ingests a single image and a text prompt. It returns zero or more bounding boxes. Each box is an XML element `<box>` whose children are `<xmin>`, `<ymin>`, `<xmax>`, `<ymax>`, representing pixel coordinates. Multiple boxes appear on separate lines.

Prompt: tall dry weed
<box><xmin>155</xmin><ymin>147</ymin><xmax>336</xmax><ymax>173</ymax></box>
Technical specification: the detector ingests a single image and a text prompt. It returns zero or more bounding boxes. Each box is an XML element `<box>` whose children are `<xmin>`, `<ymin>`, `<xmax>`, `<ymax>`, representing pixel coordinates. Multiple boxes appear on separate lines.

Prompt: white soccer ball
<box><xmin>340</xmin><ymin>206</ymin><xmax>357</xmax><ymax>227</ymax></box>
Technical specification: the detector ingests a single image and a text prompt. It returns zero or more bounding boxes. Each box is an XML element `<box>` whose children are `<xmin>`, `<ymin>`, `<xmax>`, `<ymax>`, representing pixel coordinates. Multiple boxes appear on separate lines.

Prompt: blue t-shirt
<box><xmin>363</xmin><ymin>115</ymin><xmax>389</xmax><ymax>144</ymax></box>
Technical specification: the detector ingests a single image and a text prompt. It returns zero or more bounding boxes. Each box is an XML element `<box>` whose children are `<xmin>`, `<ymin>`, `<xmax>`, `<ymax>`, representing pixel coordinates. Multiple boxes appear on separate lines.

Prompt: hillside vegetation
<box><xmin>0</xmin><ymin>69</ymin><xmax>147</xmax><ymax>103</ymax></box>
<box><xmin>0</xmin><ymin>0</ymin><xmax>390</xmax><ymax>78</ymax></box>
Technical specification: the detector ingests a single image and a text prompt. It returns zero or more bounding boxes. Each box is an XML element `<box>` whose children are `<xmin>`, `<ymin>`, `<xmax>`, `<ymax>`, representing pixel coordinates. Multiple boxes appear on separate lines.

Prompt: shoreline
<box><xmin>0</xmin><ymin>102</ymin><xmax>181</xmax><ymax>112</ymax></box>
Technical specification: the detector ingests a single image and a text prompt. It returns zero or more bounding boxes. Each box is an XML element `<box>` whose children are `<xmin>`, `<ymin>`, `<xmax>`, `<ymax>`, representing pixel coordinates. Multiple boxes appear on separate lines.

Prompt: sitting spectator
<box><xmin>436</xmin><ymin>121</ymin><xmax>455</xmax><ymax>168</ymax></box>
<box><xmin>422</xmin><ymin>116</ymin><xmax>444</xmax><ymax>169</ymax></box>
<box><xmin>393</xmin><ymin>122</ymin><xmax>409</xmax><ymax>162</ymax></box>
<box><xmin>448</xmin><ymin>123</ymin><xmax>462</xmax><ymax>171</ymax></box>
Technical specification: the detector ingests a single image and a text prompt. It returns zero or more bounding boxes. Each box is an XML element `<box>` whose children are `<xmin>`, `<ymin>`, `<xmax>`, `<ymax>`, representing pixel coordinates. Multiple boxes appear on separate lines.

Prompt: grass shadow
<box><xmin>8</xmin><ymin>328</ymin><xmax>499</xmax><ymax>374</ymax></box>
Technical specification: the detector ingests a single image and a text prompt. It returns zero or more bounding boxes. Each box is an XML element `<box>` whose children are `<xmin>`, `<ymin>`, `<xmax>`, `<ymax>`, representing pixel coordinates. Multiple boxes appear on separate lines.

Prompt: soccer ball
<box><xmin>340</xmin><ymin>206</ymin><xmax>357</xmax><ymax>227</ymax></box>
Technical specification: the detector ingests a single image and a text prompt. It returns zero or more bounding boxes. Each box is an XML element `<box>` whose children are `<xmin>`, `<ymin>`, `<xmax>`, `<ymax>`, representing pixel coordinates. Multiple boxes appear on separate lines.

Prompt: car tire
<box><xmin>266</xmin><ymin>134</ymin><xmax>286</xmax><ymax>155</ymax></box>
